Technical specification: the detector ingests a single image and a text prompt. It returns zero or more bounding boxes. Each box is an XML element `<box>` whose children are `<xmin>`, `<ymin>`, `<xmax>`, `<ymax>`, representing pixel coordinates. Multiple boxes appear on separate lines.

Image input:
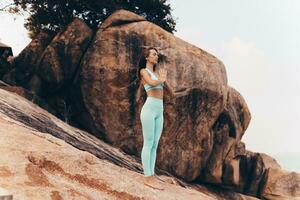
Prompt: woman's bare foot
<box><xmin>144</xmin><ymin>175</ymin><xmax>164</xmax><ymax>190</ymax></box>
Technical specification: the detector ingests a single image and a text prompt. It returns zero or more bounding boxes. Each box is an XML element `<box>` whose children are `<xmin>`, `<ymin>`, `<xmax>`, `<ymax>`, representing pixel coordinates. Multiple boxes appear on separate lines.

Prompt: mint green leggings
<box><xmin>140</xmin><ymin>96</ymin><xmax>164</xmax><ymax>177</ymax></box>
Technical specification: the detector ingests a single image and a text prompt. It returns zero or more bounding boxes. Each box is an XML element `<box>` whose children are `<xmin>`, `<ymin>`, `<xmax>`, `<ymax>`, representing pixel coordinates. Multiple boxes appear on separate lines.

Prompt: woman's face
<box><xmin>146</xmin><ymin>49</ymin><xmax>159</xmax><ymax>65</ymax></box>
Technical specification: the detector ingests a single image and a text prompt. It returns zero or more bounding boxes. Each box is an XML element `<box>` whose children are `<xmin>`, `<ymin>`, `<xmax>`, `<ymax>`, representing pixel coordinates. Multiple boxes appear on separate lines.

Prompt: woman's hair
<box><xmin>137</xmin><ymin>47</ymin><xmax>159</xmax><ymax>80</ymax></box>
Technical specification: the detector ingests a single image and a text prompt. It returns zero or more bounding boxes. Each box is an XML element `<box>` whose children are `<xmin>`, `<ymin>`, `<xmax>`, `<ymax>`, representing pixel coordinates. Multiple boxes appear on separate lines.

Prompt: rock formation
<box><xmin>0</xmin><ymin>9</ymin><xmax>299</xmax><ymax>200</ymax></box>
<box><xmin>75</xmin><ymin>10</ymin><xmax>229</xmax><ymax>183</ymax></box>
<box><xmin>0</xmin><ymin>88</ymin><xmax>259</xmax><ymax>200</ymax></box>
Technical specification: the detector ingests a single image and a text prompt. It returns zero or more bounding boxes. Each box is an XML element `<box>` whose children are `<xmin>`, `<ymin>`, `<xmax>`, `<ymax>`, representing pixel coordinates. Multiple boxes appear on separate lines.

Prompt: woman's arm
<box><xmin>164</xmin><ymin>81</ymin><xmax>175</xmax><ymax>97</ymax></box>
<box><xmin>140</xmin><ymin>69</ymin><xmax>164</xmax><ymax>86</ymax></box>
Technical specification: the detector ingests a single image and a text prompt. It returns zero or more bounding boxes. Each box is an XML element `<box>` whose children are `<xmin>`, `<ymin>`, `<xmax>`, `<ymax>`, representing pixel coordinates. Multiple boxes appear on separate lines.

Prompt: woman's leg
<box><xmin>150</xmin><ymin>109</ymin><xmax>164</xmax><ymax>175</ymax></box>
<box><xmin>140</xmin><ymin>105</ymin><xmax>156</xmax><ymax>177</ymax></box>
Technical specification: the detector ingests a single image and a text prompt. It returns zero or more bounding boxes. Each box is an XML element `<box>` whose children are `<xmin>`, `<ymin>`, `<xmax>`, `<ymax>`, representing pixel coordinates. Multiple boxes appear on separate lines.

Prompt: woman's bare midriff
<box><xmin>146</xmin><ymin>89</ymin><xmax>163</xmax><ymax>99</ymax></box>
<box><xmin>141</xmin><ymin>78</ymin><xmax>163</xmax><ymax>99</ymax></box>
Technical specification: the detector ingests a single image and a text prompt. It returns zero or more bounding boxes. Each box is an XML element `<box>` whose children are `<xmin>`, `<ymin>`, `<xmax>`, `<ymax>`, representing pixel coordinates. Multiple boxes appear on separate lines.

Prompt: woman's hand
<box><xmin>158</xmin><ymin>68</ymin><xmax>167</xmax><ymax>83</ymax></box>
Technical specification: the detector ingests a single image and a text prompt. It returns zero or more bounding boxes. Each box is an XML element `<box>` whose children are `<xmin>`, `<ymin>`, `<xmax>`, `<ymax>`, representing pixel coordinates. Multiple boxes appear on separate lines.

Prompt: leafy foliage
<box><xmin>10</xmin><ymin>0</ymin><xmax>177</xmax><ymax>38</ymax></box>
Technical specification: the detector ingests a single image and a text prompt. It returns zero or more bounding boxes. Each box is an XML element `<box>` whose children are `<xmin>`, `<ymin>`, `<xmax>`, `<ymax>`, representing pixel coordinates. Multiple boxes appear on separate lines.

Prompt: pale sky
<box><xmin>0</xmin><ymin>1</ymin><xmax>299</xmax><ymax>157</ymax></box>
<box><xmin>170</xmin><ymin>0</ymin><xmax>300</xmax><ymax>156</ymax></box>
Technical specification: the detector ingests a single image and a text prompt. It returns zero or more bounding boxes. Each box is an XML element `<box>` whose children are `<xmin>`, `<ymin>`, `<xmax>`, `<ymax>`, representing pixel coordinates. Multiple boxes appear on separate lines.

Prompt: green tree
<box><xmin>10</xmin><ymin>0</ymin><xmax>177</xmax><ymax>38</ymax></box>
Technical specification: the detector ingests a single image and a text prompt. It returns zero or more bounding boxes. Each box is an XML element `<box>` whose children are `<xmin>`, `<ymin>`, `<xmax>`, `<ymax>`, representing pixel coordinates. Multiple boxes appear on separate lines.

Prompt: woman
<box><xmin>138</xmin><ymin>47</ymin><xmax>167</xmax><ymax>190</ymax></box>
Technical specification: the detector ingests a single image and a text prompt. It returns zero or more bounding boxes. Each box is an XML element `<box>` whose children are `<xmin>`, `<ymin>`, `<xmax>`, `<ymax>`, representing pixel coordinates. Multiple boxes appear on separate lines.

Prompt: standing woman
<box><xmin>138</xmin><ymin>47</ymin><xmax>167</xmax><ymax>190</ymax></box>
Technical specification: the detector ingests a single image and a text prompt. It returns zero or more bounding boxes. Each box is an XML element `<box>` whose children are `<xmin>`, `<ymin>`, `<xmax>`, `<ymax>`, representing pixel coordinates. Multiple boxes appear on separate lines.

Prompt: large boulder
<box><xmin>37</xmin><ymin>18</ymin><xmax>93</xmax><ymax>94</ymax></box>
<box><xmin>261</xmin><ymin>168</ymin><xmax>300</xmax><ymax>200</ymax></box>
<box><xmin>243</xmin><ymin>153</ymin><xmax>282</xmax><ymax>196</ymax></box>
<box><xmin>202</xmin><ymin>86</ymin><xmax>251</xmax><ymax>184</ymax></box>
<box><xmin>72</xmin><ymin>9</ymin><xmax>230</xmax><ymax>182</ymax></box>
<box><xmin>3</xmin><ymin>32</ymin><xmax>54</xmax><ymax>87</ymax></box>
<box><xmin>2</xmin><ymin>18</ymin><xmax>94</xmax><ymax>124</ymax></box>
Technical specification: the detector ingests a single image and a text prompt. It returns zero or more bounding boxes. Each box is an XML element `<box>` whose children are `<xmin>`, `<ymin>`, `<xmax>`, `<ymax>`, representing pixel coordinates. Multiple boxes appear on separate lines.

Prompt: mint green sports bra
<box><xmin>143</xmin><ymin>68</ymin><xmax>165</xmax><ymax>91</ymax></box>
